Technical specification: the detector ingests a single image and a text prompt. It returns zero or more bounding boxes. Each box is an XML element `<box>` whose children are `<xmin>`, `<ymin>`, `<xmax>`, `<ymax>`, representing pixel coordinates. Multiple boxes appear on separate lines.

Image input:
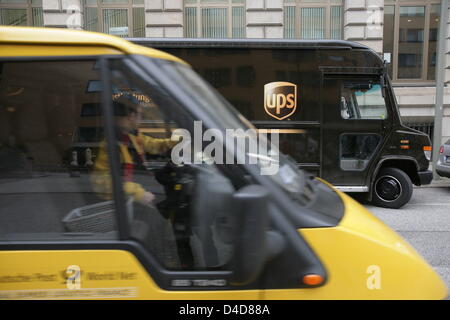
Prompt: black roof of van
<box><xmin>128</xmin><ymin>38</ymin><xmax>370</xmax><ymax>50</ymax></box>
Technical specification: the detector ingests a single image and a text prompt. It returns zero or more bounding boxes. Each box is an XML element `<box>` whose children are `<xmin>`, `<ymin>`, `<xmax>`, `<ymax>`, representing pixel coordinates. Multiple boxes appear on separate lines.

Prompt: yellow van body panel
<box><xmin>0</xmin><ymin>250</ymin><xmax>260</xmax><ymax>300</ymax></box>
<box><xmin>263</xmin><ymin>191</ymin><xmax>448</xmax><ymax>300</ymax></box>
<box><xmin>0</xmin><ymin>192</ymin><xmax>446</xmax><ymax>300</ymax></box>
<box><xmin>0</xmin><ymin>44</ymin><xmax>123</xmax><ymax>57</ymax></box>
<box><xmin>0</xmin><ymin>26</ymin><xmax>185</xmax><ymax>64</ymax></box>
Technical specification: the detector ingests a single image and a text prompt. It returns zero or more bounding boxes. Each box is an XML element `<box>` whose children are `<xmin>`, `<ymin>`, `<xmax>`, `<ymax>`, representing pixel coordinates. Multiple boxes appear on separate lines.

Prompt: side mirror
<box><xmin>230</xmin><ymin>185</ymin><xmax>284</xmax><ymax>285</ymax></box>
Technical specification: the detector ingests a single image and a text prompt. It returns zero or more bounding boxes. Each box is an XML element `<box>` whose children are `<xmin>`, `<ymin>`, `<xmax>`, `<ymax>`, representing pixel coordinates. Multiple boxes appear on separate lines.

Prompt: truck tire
<box><xmin>371</xmin><ymin>167</ymin><xmax>413</xmax><ymax>209</ymax></box>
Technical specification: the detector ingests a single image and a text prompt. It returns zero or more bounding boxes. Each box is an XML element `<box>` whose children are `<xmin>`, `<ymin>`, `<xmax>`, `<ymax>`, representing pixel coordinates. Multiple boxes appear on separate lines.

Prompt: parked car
<box><xmin>436</xmin><ymin>139</ymin><xmax>450</xmax><ymax>178</ymax></box>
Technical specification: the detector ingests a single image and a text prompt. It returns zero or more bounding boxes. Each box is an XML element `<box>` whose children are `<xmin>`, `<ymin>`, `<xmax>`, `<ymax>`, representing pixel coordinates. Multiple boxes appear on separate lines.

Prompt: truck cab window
<box><xmin>340</xmin><ymin>81</ymin><xmax>387</xmax><ymax>120</ymax></box>
<box><xmin>0</xmin><ymin>60</ymin><xmax>118</xmax><ymax>240</ymax></box>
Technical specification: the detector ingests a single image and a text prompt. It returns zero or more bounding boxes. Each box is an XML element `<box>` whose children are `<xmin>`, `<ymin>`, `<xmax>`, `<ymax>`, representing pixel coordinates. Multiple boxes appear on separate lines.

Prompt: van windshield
<box><xmin>152</xmin><ymin>58</ymin><xmax>308</xmax><ymax>202</ymax></box>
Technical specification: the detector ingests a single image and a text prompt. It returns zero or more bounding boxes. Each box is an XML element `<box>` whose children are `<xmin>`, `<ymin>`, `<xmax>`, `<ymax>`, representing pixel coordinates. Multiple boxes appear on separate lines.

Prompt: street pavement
<box><xmin>362</xmin><ymin>179</ymin><xmax>450</xmax><ymax>295</ymax></box>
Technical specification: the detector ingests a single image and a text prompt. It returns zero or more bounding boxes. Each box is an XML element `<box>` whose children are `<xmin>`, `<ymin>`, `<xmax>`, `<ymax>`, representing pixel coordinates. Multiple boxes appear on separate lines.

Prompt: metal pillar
<box><xmin>432</xmin><ymin>0</ymin><xmax>449</xmax><ymax>179</ymax></box>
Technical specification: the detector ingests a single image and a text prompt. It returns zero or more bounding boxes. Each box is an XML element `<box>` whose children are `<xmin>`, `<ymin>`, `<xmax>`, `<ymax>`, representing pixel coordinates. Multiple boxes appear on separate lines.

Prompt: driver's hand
<box><xmin>137</xmin><ymin>191</ymin><xmax>155</xmax><ymax>206</ymax></box>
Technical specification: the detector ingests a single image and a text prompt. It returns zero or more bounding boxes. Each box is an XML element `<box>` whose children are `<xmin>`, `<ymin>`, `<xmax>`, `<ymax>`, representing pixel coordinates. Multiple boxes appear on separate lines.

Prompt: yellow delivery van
<box><xmin>0</xmin><ymin>27</ymin><xmax>446</xmax><ymax>300</ymax></box>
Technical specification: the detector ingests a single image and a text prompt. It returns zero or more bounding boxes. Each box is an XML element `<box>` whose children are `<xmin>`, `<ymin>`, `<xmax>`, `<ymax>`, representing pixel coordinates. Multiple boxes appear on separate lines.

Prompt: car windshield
<box><xmin>151</xmin><ymin>58</ymin><xmax>309</xmax><ymax>202</ymax></box>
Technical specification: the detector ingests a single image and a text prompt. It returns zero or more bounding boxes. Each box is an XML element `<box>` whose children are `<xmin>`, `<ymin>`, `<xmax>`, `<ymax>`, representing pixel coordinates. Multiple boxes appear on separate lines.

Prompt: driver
<box><xmin>91</xmin><ymin>93</ymin><xmax>178</xmax><ymax>206</ymax></box>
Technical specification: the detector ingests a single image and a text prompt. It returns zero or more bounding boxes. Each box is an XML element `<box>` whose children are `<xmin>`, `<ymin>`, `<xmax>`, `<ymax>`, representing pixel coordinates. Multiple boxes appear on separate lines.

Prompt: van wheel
<box><xmin>371</xmin><ymin>167</ymin><xmax>413</xmax><ymax>209</ymax></box>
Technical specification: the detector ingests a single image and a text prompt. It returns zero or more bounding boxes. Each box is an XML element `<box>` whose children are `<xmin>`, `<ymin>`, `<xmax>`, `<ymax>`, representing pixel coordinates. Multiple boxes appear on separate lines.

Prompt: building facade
<box><xmin>1</xmin><ymin>0</ymin><xmax>449</xmax><ymax>143</ymax></box>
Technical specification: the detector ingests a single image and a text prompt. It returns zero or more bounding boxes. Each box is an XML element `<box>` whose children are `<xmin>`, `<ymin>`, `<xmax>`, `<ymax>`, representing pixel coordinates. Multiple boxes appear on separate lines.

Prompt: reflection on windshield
<box><xmin>154</xmin><ymin>59</ymin><xmax>306</xmax><ymax>199</ymax></box>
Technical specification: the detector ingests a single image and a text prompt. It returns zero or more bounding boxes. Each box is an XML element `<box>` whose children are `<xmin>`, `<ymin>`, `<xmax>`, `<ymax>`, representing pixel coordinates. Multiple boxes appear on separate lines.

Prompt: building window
<box><xmin>0</xmin><ymin>0</ymin><xmax>43</xmax><ymax>27</ymax></box>
<box><xmin>383</xmin><ymin>0</ymin><xmax>441</xmax><ymax>82</ymax></box>
<box><xmin>84</xmin><ymin>0</ymin><xmax>145</xmax><ymax>38</ymax></box>
<box><xmin>398</xmin><ymin>6</ymin><xmax>425</xmax><ymax>79</ymax></box>
<box><xmin>427</xmin><ymin>4</ymin><xmax>440</xmax><ymax>80</ymax></box>
<box><xmin>284</xmin><ymin>0</ymin><xmax>343</xmax><ymax>39</ymax></box>
<box><xmin>184</xmin><ymin>0</ymin><xmax>245</xmax><ymax>38</ymax></box>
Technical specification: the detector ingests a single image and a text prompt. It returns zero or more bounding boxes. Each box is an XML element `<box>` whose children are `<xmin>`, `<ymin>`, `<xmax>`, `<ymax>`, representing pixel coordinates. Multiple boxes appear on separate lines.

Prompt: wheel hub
<box><xmin>375</xmin><ymin>176</ymin><xmax>402</xmax><ymax>202</ymax></box>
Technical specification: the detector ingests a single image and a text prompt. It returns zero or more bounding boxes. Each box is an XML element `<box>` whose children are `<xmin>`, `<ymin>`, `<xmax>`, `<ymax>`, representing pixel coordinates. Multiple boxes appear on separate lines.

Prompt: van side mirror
<box><xmin>230</xmin><ymin>185</ymin><xmax>285</xmax><ymax>285</ymax></box>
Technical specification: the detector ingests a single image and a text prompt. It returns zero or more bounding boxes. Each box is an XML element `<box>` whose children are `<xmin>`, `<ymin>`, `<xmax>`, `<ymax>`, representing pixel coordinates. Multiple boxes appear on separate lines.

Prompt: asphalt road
<box><xmin>361</xmin><ymin>184</ymin><xmax>450</xmax><ymax>294</ymax></box>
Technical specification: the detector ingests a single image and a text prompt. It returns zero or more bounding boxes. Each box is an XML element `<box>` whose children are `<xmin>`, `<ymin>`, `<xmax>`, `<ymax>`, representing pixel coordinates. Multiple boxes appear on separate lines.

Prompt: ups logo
<box><xmin>264</xmin><ymin>82</ymin><xmax>297</xmax><ymax>120</ymax></box>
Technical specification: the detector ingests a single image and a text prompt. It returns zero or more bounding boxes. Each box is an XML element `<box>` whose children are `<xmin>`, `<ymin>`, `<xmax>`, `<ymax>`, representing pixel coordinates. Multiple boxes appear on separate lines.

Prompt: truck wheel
<box><xmin>371</xmin><ymin>167</ymin><xmax>413</xmax><ymax>209</ymax></box>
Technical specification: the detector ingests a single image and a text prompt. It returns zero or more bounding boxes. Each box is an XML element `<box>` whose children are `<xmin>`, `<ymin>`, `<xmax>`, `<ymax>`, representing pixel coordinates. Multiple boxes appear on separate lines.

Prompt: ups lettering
<box><xmin>264</xmin><ymin>82</ymin><xmax>298</xmax><ymax>120</ymax></box>
<box><xmin>266</xmin><ymin>93</ymin><xmax>295</xmax><ymax>114</ymax></box>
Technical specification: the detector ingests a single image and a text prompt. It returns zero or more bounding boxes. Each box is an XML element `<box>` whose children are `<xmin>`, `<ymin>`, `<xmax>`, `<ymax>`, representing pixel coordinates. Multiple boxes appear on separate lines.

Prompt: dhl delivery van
<box><xmin>0</xmin><ymin>27</ymin><xmax>446</xmax><ymax>299</ymax></box>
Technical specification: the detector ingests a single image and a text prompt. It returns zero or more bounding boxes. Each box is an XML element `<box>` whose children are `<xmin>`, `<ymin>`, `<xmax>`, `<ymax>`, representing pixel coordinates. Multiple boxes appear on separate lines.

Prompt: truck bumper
<box><xmin>418</xmin><ymin>170</ymin><xmax>433</xmax><ymax>185</ymax></box>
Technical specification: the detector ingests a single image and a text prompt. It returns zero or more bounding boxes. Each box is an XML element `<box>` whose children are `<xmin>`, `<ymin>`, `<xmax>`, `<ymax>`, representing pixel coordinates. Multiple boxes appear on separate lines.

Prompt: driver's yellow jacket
<box><xmin>91</xmin><ymin>131</ymin><xmax>176</xmax><ymax>201</ymax></box>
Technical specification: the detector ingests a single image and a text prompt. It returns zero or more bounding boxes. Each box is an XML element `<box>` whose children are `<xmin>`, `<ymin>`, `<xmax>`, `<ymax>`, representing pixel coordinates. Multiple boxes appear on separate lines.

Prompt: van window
<box><xmin>104</xmin><ymin>59</ymin><xmax>237</xmax><ymax>271</ymax></box>
<box><xmin>0</xmin><ymin>59</ymin><xmax>118</xmax><ymax>240</ymax></box>
<box><xmin>175</xmin><ymin>48</ymin><xmax>321</xmax><ymax>166</ymax></box>
<box><xmin>276</xmin><ymin>130</ymin><xmax>320</xmax><ymax>166</ymax></box>
<box><xmin>340</xmin><ymin>81</ymin><xmax>387</xmax><ymax>120</ymax></box>
<box><xmin>174</xmin><ymin>48</ymin><xmax>320</xmax><ymax>122</ymax></box>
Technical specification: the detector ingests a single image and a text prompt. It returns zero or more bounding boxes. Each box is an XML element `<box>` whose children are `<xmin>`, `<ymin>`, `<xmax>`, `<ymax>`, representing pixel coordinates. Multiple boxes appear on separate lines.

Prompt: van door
<box><xmin>0</xmin><ymin>55</ymin><xmax>261</xmax><ymax>299</ymax></box>
<box><xmin>321</xmin><ymin>75</ymin><xmax>390</xmax><ymax>190</ymax></box>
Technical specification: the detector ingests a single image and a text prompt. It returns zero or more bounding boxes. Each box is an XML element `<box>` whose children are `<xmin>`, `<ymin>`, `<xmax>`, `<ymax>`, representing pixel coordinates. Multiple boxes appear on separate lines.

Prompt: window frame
<box><xmin>183</xmin><ymin>0</ymin><xmax>246</xmax><ymax>38</ymax></box>
<box><xmin>283</xmin><ymin>0</ymin><xmax>343</xmax><ymax>40</ymax></box>
<box><xmin>84</xmin><ymin>0</ymin><xmax>145</xmax><ymax>37</ymax></box>
<box><xmin>0</xmin><ymin>55</ymin><xmax>126</xmax><ymax>241</ymax></box>
<box><xmin>0</xmin><ymin>0</ymin><xmax>43</xmax><ymax>26</ymax></box>
<box><xmin>384</xmin><ymin>0</ymin><xmax>441</xmax><ymax>84</ymax></box>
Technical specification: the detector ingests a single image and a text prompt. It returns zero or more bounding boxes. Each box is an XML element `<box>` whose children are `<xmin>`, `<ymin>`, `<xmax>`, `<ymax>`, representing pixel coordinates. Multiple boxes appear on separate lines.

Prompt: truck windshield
<box><xmin>151</xmin><ymin>58</ymin><xmax>308</xmax><ymax>201</ymax></box>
